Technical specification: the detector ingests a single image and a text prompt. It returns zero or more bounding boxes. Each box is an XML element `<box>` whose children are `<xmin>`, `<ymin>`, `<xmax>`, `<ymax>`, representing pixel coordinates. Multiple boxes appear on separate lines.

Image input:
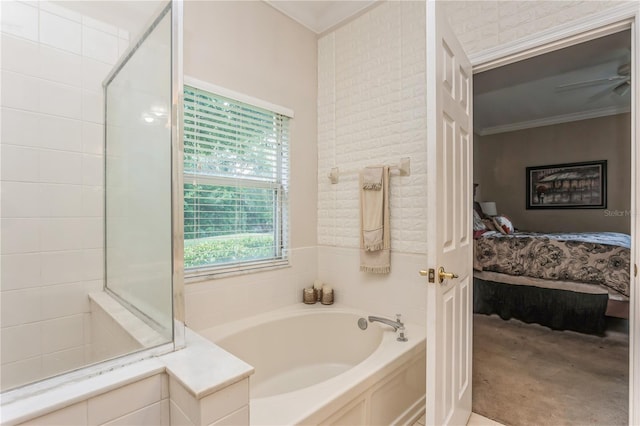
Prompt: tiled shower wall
<box><xmin>0</xmin><ymin>0</ymin><xmax>129</xmax><ymax>390</ymax></box>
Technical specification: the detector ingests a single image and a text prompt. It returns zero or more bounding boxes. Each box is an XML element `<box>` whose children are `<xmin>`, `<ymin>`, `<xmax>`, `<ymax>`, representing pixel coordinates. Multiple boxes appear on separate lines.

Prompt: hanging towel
<box><xmin>362</xmin><ymin>166</ymin><xmax>383</xmax><ymax>190</ymax></box>
<box><xmin>360</xmin><ymin>166</ymin><xmax>390</xmax><ymax>274</ymax></box>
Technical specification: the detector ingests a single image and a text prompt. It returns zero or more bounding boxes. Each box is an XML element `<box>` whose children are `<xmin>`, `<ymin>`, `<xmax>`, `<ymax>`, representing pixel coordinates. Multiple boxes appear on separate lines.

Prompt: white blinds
<box><xmin>183</xmin><ymin>85</ymin><xmax>289</xmax><ymax>272</ymax></box>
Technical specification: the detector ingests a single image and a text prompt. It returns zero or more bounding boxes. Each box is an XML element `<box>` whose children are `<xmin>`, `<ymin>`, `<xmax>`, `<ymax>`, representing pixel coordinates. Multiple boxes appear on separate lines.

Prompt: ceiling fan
<box><xmin>555</xmin><ymin>63</ymin><xmax>631</xmax><ymax>96</ymax></box>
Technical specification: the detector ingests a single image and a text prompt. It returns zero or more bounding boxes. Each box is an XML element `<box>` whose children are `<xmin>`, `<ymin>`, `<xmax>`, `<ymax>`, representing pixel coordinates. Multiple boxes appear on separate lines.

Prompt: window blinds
<box><xmin>183</xmin><ymin>85</ymin><xmax>289</xmax><ymax>272</ymax></box>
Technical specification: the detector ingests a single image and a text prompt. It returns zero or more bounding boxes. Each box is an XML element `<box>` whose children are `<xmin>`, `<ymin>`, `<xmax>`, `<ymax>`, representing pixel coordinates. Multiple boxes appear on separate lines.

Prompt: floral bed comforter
<box><xmin>474</xmin><ymin>231</ymin><xmax>631</xmax><ymax>297</ymax></box>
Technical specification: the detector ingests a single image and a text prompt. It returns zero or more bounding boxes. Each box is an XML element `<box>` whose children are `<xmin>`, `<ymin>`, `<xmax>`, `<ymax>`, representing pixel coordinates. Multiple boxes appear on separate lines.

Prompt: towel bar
<box><xmin>328</xmin><ymin>157</ymin><xmax>410</xmax><ymax>184</ymax></box>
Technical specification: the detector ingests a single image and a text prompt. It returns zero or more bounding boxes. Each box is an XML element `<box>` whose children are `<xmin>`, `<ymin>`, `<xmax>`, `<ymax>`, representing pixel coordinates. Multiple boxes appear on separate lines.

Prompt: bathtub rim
<box><xmin>198</xmin><ymin>302</ymin><xmax>427</xmax><ymax>425</ymax></box>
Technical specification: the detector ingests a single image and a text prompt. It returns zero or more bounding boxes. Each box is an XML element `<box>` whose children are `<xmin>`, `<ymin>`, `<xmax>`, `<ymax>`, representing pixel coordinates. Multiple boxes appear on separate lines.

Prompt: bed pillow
<box><xmin>482</xmin><ymin>218</ymin><xmax>497</xmax><ymax>232</ymax></box>
<box><xmin>493</xmin><ymin>215</ymin><xmax>514</xmax><ymax>234</ymax></box>
<box><xmin>473</xmin><ymin>210</ymin><xmax>487</xmax><ymax>231</ymax></box>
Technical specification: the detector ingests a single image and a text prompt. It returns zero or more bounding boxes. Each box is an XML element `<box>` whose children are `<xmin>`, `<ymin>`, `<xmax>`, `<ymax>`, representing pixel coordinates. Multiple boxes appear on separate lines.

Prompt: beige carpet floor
<box><xmin>473</xmin><ymin>314</ymin><xmax>628</xmax><ymax>426</ymax></box>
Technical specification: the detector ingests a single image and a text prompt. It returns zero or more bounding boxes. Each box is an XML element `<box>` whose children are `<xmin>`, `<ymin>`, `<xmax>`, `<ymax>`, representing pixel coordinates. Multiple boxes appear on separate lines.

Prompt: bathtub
<box><xmin>199</xmin><ymin>304</ymin><xmax>426</xmax><ymax>425</ymax></box>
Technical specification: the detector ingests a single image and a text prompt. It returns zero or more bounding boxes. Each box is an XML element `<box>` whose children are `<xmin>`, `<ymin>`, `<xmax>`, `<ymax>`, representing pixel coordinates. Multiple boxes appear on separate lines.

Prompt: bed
<box><xmin>473</xmin><ymin>228</ymin><xmax>630</xmax><ymax>334</ymax></box>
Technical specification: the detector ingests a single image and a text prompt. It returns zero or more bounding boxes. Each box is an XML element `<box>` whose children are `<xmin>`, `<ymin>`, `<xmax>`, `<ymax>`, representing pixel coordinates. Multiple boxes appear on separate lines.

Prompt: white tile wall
<box><xmin>169</xmin><ymin>377</ymin><xmax>249</xmax><ymax>426</ymax></box>
<box><xmin>13</xmin><ymin>373</ymin><xmax>171</xmax><ymax>426</ymax></box>
<box><xmin>0</xmin><ymin>0</ymin><xmax>130</xmax><ymax>391</ymax></box>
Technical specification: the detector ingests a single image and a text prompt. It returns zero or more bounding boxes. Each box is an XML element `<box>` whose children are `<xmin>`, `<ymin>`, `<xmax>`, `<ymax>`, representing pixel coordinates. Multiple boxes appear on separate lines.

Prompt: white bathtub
<box><xmin>199</xmin><ymin>304</ymin><xmax>426</xmax><ymax>425</ymax></box>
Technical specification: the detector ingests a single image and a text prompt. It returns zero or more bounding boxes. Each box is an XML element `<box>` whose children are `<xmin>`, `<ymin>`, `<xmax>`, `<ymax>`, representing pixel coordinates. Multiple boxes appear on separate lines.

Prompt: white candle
<box><xmin>322</xmin><ymin>285</ymin><xmax>332</xmax><ymax>293</ymax></box>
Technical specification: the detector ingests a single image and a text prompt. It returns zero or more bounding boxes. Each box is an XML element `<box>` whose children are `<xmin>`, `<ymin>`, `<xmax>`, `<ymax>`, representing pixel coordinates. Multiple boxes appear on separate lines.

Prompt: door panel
<box><xmin>426</xmin><ymin>1</ymin><xmax>473</xmax><ymax>424</ymax></box>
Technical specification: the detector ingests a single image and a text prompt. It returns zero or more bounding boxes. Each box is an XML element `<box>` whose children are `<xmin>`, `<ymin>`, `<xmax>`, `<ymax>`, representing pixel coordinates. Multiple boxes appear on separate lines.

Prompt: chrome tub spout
<box><xmin>368</xmin><ymin>314</ymin><xmax>408</xmax><ymax>342</ymax></box>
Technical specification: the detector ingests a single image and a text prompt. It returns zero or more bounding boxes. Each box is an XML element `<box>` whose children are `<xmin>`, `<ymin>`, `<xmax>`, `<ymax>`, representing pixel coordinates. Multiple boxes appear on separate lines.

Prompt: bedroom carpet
<box><xmin>473</xmin><ymin>313</ymin><xmax>628</xmax><ymax>426</ymax></box>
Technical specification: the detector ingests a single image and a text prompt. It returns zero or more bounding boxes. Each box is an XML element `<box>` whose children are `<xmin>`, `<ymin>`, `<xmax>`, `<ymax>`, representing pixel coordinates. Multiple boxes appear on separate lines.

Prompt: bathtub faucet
<box><xmin>368</xmin><ymin>314</ymin><xmax>408</xmax><ymax>342</ymax></box>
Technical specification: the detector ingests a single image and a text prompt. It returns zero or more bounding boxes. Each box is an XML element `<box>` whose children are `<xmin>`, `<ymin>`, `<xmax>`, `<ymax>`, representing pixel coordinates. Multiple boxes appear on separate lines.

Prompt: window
<box><xmin>183</xmin><ymin>83</ymin><xmax>290</xmax><ymax>276</ymax></box>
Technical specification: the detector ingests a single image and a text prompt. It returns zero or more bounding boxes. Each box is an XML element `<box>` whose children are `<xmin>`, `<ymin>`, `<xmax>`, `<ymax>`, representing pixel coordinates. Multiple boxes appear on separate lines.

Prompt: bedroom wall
<box><xmin>475</xmin><ymin>113</ymin><xmax>631</xmax><ymax>234</ymax></box>
<box><xmin>182</xmin><ymin>0</ymin><xmax>319</xmax><ymax>330</ymax></box>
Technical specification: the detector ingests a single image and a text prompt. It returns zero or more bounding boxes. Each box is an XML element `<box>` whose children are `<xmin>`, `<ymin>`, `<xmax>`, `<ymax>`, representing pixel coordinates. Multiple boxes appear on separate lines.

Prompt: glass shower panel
<box><xmin>105</xmin><ymin>9</ymin><xmax>173</xmax><ymax>340</ymax></box>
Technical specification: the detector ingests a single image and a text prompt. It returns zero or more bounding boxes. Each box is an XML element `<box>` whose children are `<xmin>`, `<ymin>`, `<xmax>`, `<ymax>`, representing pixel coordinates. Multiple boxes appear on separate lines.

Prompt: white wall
<box><xmin>0</xmin><ymin>0</ymin><xmax>133</xmax><ymax>390</ymax></box>
<box><xmin>443</xmin><ymin>0</ymin><xmax>633</xmax><ymax>55</ymax></box>
<box><xmin>317</xmin><ymin>1</ymin><xmax>428</xmax><ymax>325</ymax></box>
<box><xmin>182</xmin><ymin>0</ymin><xmax>319</xmax><ymax>330</ymax></box>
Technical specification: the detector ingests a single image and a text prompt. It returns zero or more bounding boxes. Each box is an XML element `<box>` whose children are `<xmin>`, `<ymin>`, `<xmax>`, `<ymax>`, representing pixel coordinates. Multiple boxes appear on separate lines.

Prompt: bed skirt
<box><xmin>473</xmin><ymin>277</ymin><xmax>608</xmax><ymax>335</ymax></box>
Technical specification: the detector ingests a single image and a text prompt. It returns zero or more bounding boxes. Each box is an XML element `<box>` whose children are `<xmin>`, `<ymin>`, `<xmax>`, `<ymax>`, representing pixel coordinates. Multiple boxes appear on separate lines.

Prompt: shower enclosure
<box><xmin>0</xmin><ymin>0</ymin><xmax>183</xmax><ymax>393</ymax></box>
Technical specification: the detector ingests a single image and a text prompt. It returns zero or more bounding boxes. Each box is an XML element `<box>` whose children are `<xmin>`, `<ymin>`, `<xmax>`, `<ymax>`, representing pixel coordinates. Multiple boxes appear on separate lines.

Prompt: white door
<box><xmin>424</xmin><ymin>1</ymin><xmax>473</xmax><ymax>425</ymax></box>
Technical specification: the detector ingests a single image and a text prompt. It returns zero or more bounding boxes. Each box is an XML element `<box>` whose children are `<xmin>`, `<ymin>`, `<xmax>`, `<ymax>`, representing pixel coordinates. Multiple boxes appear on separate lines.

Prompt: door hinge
<box><xmin>635</xmin><ymin>264</ymin><xmax>637</xmax><ymax>277</ymax></box>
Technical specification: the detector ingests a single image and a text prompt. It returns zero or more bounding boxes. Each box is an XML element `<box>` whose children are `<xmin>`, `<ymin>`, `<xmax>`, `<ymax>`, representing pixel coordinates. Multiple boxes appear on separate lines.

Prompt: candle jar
<box><xmin>321</xmin><ymin>287</ymin><xmax>334</xmax><ymax>305</ymax></box>
<box><xmin>303</xmin><ymin>287</ymin><xmax>316</xmax><ymax>304</ymax></box>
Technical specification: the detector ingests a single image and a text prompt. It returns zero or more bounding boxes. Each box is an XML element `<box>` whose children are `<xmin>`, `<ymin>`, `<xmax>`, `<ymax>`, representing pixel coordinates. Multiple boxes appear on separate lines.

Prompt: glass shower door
<box><xmin>104</xmin><ymin>3</ymin><xmax>175</xmax><ymax>341</ymax></box>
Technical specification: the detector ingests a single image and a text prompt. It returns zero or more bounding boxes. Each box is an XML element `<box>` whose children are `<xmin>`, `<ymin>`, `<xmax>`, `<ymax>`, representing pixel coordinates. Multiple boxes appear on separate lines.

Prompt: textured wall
<box><xmin>443</xmin><ymin>0</ymin><xmax>633</xmax><ymax>55</ymax></box>
<box><xmin>318</xmin><ymin>1</ymin><xmax>428</xmax><ymax>255</ymax></box>
<box><xmin>476</xmin><ymin>114</ymin><xmax>631</xmax><ymax>234</ymax></box>
<box><xmin>316</xmin><ymin>1</ymin><xmax>428</xmax><ymax>325</ymax></box>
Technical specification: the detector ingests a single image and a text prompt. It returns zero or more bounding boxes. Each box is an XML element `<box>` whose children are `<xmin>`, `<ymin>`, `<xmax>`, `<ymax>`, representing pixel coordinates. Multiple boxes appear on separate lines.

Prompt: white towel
<box><xmin>360</xmin><ymin>166</ymin><xmax>390</xmax><ymax>274</ymax></box>
<box><xmin>362</xmin><ymin>166</ymin><xmax>383</xmax><ymax>190</ymax></box>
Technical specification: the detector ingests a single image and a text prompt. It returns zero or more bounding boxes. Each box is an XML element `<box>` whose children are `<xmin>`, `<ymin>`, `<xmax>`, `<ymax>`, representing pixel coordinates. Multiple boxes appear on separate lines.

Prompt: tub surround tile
<box><xmin>16</xmin><ymin>402</ymin><xmax>87</xmax><ymax>426</ymax></box>
<box><xmin>1</xmin><ymin>328</ymin><xmax>252</xmax><ymax>426</ymax></box>
<box><xmin>162</xmin><ymin>329</ymin><xmax>253</xmax><ymax>400</ymax></box>
<box><xmin>169</xmin><ymin>400</ymin><xmax>195</xmax><ymax>426</ymax></box>
<box><xmin>87</xmin><ymin>375</ymin><xmax>163</xmax><ymax>425</ymax></box>
<box><xmin>0</xmin><ymin>360</ymin><xmax>165</xmax><ymax>425</ymax></box>
<box><xmin>169</xmin><ymin>378</ymin><xmax>249</xmax><ymax>426</ymax></box>
<box><xmin>209</xmin><ymin>405</ymin><xmax>249</xmax><ymax>426</ymax></box>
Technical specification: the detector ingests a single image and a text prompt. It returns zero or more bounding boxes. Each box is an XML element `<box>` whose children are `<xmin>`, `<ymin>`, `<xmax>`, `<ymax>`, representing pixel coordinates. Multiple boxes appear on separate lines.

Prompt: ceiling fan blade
<box><xmin>613</xmin><ymin>80</ymin><xmax>631</xmax><ymax>96</ymax></box>
<box><xmin>555</xmin><ymin>75</ymin><xmax>627</xmax><ymax>91</ymax></box>
<box><xmin>586</xmin><ymin>85</ymin><xmax>617</xmax><ymax>103</ymax></box>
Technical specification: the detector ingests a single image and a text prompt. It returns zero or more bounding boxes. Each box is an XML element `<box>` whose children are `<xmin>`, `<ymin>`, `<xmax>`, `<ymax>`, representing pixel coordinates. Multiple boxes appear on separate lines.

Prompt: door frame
<box><xmin>465</xmin><ymin>3</ymin><xmax>640</xmax><ymax>423</ymax></box>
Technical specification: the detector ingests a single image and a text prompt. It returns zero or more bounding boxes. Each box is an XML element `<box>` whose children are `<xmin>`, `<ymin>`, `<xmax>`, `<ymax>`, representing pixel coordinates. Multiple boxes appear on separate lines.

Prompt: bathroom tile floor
<box><xmin>412</xmin><ymin>412</ymin><xmax>503</xmax><ymax>426</ymax></box>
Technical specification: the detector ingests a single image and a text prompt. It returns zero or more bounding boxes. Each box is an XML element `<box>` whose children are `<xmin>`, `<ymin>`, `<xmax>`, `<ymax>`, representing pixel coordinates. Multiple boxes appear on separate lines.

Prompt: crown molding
<box><xmin>477</xmin><ymin>105</ymin><xmax>631</xmax><ymax>136</ymax></box>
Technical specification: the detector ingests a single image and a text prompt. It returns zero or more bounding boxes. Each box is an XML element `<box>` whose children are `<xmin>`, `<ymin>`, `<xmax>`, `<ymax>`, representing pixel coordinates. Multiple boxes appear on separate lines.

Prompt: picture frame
<box><xmin>526</xmin><ymin>160</ymin><xmax>607</xmax><ymax>209</ymax></box>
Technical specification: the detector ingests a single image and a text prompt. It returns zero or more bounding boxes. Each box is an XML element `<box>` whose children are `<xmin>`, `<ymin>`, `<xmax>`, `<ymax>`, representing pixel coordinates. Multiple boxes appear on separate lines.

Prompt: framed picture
<box><xmin>526</xmin><ymin>160</ymin><xmax>607</xmax><ymax>209</ymax></box>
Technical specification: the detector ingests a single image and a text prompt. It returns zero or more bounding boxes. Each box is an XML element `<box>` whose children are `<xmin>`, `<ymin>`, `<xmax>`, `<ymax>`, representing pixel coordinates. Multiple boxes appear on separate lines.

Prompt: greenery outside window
<box><xmin>183</xmin><ymin>83</ymin><xmax>290</xmax><ymax>276</ymax></box>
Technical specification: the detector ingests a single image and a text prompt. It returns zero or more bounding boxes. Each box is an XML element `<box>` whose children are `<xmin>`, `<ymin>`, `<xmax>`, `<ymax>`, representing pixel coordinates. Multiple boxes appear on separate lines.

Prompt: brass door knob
<box><xmin>438</xmin><ymin>267</ymin><xmax>458</xmax><ymax>283</ymax></box>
